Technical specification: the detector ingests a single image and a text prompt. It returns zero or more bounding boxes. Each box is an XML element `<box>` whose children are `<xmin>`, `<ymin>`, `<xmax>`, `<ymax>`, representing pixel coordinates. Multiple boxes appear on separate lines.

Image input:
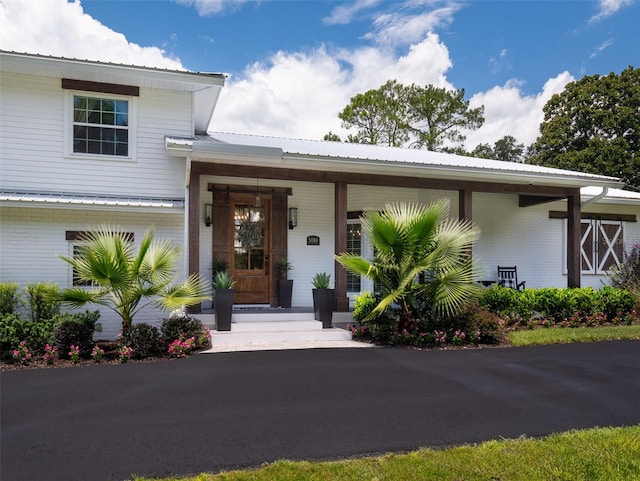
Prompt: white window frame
<box><xmin>64</xmin><ymin>90</ymin><xmax>137</xmax><ymax>162</ymax></box>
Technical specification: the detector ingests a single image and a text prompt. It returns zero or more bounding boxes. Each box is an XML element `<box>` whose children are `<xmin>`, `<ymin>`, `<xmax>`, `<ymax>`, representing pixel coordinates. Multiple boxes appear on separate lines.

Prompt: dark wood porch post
<box><xmin>459</xmin><ymin>189</ymin><xmax>472</xmax><ymax>221</ymax></box>
<box><xmin>567</xmin><ymin>191</ymin><xmax>581</xmax><ymax>288</ymax></box>
<box><xmin>188</xmin><ymin>167</ymin><xmax>201</xmax><ymax>313</ymax></box>
<box><xmin>334</xmin><ymin>181</ymin><xmax>349</xmax><ymax>312</ymax></box>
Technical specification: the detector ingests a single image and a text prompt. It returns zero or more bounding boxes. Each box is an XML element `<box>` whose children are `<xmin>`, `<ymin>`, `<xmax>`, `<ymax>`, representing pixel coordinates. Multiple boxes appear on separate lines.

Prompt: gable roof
<box><xmin>166</xmin><ymin>131</ymin><xmax>624</xmax><ymax>190</ymax></box>
<box><xmin>0</xmin><ymin>50</ymin><xmax>225</xmax><ymax>133</ymax></box>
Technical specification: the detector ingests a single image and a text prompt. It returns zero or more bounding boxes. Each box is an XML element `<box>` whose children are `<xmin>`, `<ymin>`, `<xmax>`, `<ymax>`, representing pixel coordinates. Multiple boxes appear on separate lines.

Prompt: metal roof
<box><xmin>178</xmin><ymin>132</ymin><xmax>624</xmax><ymax>189</ymax></box>
<box><xmin>0</xmin><ymin>191</ymin><xmax>184</xmax><ymax>210</ymax></box>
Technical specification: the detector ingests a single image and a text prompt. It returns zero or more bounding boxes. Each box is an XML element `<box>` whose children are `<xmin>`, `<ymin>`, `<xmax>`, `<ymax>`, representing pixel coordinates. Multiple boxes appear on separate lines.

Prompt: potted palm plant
<box><xmin>276</xmin><ymin>257</ymin><xmax>294</xmax><ymax>308</ymax></box>
<box><xmin>312</xmin><ymin>272</ymin><xmax>334</xmax><ymax>328</ymax></box>
<box><xmin>213</xmin><ymin>270</ymin><xmax>235</xmax><ymax>331</ymax></box>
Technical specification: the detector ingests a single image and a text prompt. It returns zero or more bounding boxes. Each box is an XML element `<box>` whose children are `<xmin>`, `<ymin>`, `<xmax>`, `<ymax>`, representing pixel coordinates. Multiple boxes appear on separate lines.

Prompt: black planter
<box><xmin>214</xmin><ymin>289</ymin><xmax>234</xmax><ymax>331</ymax></box>
<box><xmin>313</xmin><ymin>288</ymin><xmax>335</xmax><ymax>328</ymax></box>
<box><xmin>278</xmin><ymin>279</ymin><xmax>293</xmax><ymax>308</ymax></box>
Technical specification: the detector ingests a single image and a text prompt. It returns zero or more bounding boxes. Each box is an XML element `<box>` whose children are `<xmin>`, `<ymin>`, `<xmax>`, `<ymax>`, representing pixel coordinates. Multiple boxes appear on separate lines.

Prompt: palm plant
<box><xmin>336</xmin><ymin>200</ymin><xmax>483</xmax><ymax>330</ymax></box>
<box><xmin>58</xmin><ymin>226</ymin><xmax>210</xmax><ymax>334</ymax></box>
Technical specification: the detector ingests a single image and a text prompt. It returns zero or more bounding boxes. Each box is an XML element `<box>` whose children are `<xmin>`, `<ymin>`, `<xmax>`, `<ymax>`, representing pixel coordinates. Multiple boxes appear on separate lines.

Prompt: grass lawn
<box><xmin>133</xmin><ymin>425</ymin><xmax>640</xmax><ymax>481</ymax></box>
<box><xmin>509</xmin><ymin>324</ymin><xmax>640</xmax><ymax>346</ymax></box>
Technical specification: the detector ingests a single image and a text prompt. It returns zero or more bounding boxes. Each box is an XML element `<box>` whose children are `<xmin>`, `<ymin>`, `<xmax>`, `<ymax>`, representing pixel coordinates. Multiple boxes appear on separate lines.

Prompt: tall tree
<box><xmin>58</xmin><ymin>226</ymin><xmax>210</xmax><ymax>333</ymax></box>
<box><xmin>529</xmin><ymin>66</ymin><xmax>640</xmax><ymax>190</ymax></box>
<box><xmin>493</xmin><ymin>135</ymin><xmax>524</xmax><ymax>162</ymax></box>
<box><xmin>406</xmin><ymin>85</ymin><xmax>484</xmax><ymax>151</ymax></box>
<box><xmin>338</xmin><ymin>80</ymin><xmax>410</xmax><ymax>146</ymax></box>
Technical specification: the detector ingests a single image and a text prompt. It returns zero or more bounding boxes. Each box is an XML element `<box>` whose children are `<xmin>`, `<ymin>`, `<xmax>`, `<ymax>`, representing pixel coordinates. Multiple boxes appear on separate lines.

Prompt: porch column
<box><xmin>459</xmin><ymin>189</ymin><xmax>473</xmax><ymax>259</ymax></box>
<box><xmin>188</xmin><ymin>168</ymin><xmax>201</xmax><ymax>313</ymax></box>
<box><xmin>459</xmin><ymin>189</ymin><xmax>472</xmax><ymax>221</ymax></box>
<box><xmin>334</xmin><ymin>181</ymin><xmax>349</xmax><ymax>312</ymax></box>
<box><xmin>567</xmin><ymin>191</ymin><xmax>581</xmax><ymax>288</ymax></box>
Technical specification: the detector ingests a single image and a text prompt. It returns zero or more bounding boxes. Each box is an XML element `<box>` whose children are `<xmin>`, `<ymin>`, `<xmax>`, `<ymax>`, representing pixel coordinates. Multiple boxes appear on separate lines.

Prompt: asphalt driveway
<box><xmin>2</xmin><ymin>340</ymin><xmax>639</xmax><ymax>481</ymax></box>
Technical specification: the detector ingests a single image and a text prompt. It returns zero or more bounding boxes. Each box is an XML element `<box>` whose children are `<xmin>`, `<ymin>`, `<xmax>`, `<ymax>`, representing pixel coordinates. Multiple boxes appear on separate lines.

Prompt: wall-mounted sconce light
<box><xmin>288</xmin><ymin>207</ymin><xmax>298</xmax><ymax>230</ymax></box>
<box><xmin>204</xmin><ymin>203</ymin><xmax>213</xmax><ymax>227</ymax></box>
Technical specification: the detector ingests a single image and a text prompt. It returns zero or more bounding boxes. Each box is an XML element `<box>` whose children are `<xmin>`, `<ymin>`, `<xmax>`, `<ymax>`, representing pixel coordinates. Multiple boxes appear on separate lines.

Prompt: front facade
<box><xmin>1</xmin><ymin>51</ymin><xmax>639</xmax><ymax>337</ymax></box>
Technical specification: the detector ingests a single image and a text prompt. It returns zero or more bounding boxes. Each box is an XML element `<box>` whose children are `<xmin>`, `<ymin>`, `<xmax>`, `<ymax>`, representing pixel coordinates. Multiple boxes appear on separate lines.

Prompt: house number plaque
<box><xmin>306</xmin><ymin>235</ymin><xmax>320</xmax><ymax>246</ymax></box>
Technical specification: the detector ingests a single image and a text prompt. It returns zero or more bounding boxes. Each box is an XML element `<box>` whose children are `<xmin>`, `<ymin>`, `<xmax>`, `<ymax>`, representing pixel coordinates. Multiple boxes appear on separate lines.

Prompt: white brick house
<box><xmin>1</xmin><ymin>50</ymin><xmax>639</xmax><ymax>337</ymax></box>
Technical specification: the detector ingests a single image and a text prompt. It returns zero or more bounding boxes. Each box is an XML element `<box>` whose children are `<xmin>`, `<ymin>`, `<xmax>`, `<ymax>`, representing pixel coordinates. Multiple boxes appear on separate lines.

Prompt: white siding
<box><xmin>0</xmin><ymin>205</ymin><xmax>185</xmax><ymax>339</ymax></box>
<box><xmin>0</xmin><ymin>71</ymin><xmax>191</xmax><ymax>198</ymax></box>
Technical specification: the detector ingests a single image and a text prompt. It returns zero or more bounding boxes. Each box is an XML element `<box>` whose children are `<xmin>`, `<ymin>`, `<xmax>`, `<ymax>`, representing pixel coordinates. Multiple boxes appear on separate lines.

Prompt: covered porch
<box><xmin>166</xmin><ymin>132</ymin><xmax>623</xmax><ymax>314</ymax></box>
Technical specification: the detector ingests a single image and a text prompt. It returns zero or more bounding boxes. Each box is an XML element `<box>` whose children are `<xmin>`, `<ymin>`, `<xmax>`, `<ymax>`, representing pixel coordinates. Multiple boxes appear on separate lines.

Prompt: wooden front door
<box><xmin>230</xmin><ymin>193</ymin><xmax>271</xmax><ymax>304</ymax></box>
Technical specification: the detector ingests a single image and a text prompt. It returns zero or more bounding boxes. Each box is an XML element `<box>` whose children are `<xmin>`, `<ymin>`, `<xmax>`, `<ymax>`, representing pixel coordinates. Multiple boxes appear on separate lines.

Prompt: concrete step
<box><xmin>211</xmin><ymin>327</ymin><xmax>352</xmax><ymax>346</ymax></box>
<box><xmin>231</xmin><ymin>320</ymin><xmax>323</xmax><ymax>332</ymax></box>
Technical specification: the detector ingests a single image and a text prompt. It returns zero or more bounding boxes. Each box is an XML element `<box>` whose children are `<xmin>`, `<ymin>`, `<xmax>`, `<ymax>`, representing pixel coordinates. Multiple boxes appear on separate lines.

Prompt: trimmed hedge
<box><xmin>479</xmin><ymin>285</ymin><xmax>636</xmax><ymax>327</ymax></box>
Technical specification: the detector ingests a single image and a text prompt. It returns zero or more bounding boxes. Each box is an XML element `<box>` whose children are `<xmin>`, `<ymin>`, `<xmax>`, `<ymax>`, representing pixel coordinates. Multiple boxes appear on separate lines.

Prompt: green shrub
<box><xmin>446</xmin><ymin>303</ymin><xmax>507</xmax><ymax>345</ymax></box>
<box><xmin>598</xmin><ymin>285</ymin><xmax>636</xmax><ymax>320</ymax></box>
<box><xmin>161</xmin><ymin>316</ymin><xmax>206</xmax><ymax>350</ymax></box>
<box><xmin>0</xmin><ymin>283</ymin><xmax>21</xmax><ymax>316</ymax></box>
<box><xmin>53</xmin><ymin>311</ymin><xmax>101</xmax><ymax>359</ymax></box>
<box><xmin>0</xmin><ymin>314</ymin><xmax>58</xmax><ymax>360</ymax></box>
<box><xmin>121</xmin><ymin>323</ymin><xmax>162</xmax><ymax>359</ymax></box>
<box><xmin>480</xmin><ymin>286</ymin><xmax>521</xmax><ymax>317</ymax></box>
<box><xmin>352</xmin><ymin>291</ymin><xmax>379</xmax><ymax>322</ymax></box>
<box><xmin>25</xmin><ymin>282</ymin><xmax>61</xmax><ymax>322</ymax></box>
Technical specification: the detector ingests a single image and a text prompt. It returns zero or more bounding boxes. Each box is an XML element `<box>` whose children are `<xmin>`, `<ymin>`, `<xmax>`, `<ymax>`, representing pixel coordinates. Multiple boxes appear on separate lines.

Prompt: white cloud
<box><xmin>0</xmin><ymin>0</ymin><xmax>183</xmax><ymax>69</ymax></box>
<box><xmin>589</xmin><ymin>0</ymin><xmax>634</xmax><ymax>23</ymax></box>
<box><xmin>365</xmin><ymin>3</ymin><xmax>461</xmax><ymax>46</ymax></box>
<box><xmin>463</xmin><ymin>72</ymin><xmax>574</xmax><ymax>149</ymax></box>
<box><xmin>0</xmin><ymin>0</ymin><xmax>574</xmax><ymax>151</ymax></box>
<box><xmin>174</xmin><ymin>0</ymin><xmax>251</xmax><ymax>16</ymax></box>
<box><xmin>323</xmin><ymin>0</ymin><xmax>383</xmax><ymax>25</ymax></box>
<box><xmin>212</xmin><ymin>34</ymin><xmax>455</xmax><ymax>139</ymax></box>
<box><xmin>589</xmin><ymin>38</ymin><xmax>615</xmax><ymax>58</ymax></box>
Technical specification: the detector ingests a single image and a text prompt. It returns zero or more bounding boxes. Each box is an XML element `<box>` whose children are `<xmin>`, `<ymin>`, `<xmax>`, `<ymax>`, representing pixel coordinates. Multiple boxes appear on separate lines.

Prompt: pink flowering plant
<box><xmin>118</xmin><ymin>345</ymin><xmax>133</xmax><ymax>363</ymax></box>
<box><xmin>43</xmin><ymin>344</ymin><xmax>58</xmax><ymax>365</ymax></box>
<box><xmin>167</xmin><ymin>336</ymin><xmax>196</xmax><ymax>358</ymax></box>
<box><xmin>12</xmin><ymin>341</ymin><xmax>32</xmax><ymax>365</ymax></box>
<box><xmin>68</xmin><ymin>345</ymin><xmax>80</xmax><ymax>364</ymax></box>
<box><xmin>91</xmin><ymin>345</ymin><xmax>105</xmax><ymax>363</ymax></box>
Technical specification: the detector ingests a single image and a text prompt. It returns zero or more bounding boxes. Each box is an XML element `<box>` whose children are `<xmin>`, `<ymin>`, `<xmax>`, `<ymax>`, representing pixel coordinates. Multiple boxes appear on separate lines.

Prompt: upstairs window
<box><xmin>73</xmin><ymin>95</ymin><xmax>129</xmax><ymax>157</ymax></box>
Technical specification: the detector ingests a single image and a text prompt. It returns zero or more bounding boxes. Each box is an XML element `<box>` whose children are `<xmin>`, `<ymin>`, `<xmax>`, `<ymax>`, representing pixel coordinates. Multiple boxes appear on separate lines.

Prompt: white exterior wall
<box><xmin>198</xmin><ymin>175</ymin><xmax>336</xmax><ymax>308</ymax></box>
<box><xmin>472</xmin><ymin>193</ymin><xmax>640</xmax><ymax>289</ymax></box>
<box><xmin>197</xmin><ymin>179</ymin><xmax>639</xmax><ymax>304</ymax></box>
<box><xmin>0</xmin><ymin>71</ymin><xmax>191</xmax><ymax>197</ymax></box>
<box><xmin>0</xmin><ymin>205</ymin><xmax>185</xmax><ymax>339</ymax></box>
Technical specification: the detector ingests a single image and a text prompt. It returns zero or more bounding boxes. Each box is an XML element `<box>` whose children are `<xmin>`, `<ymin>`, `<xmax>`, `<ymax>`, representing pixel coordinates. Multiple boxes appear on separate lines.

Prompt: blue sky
<box><xmin>1</xmin><ymin>0</ymin><xmax>638</xmax><ymax>148</ymax></box>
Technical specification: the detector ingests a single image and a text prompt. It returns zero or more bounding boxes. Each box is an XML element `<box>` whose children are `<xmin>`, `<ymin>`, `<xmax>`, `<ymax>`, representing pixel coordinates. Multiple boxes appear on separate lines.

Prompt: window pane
<box><xmin>73</xmin><ymin>96</ymin><xmax>87</xmax><ymax>109</ymax></box>
<box><xmin>250</xmin><ymin>249</ymin><xmax>264</xmax><ymax>270</ymax></box>
<box><xmin>101</xmin><ymin>99</ymin><xmax>115</xmax><ymax>112</ymax></box>
<box><xmin>115</xmin><ymin>130</ymin><xmax>128</xmax><ymax>142</ymax></box>
<box><xmin>102</xmin><ymin>112</ymin><xmax>115</xmax><ymax>125</ymax></box>
<box><xmin>88</xmin><ymin>141</ymin><xmax>101</xmax><ymax>154</ymax></box>
<box><xmin>234</xmin><ymin>248</ymin><xmax>248</xmax><ymax>269</ymax></box>
<box><xmin>74</xmin><ymin>109</ymin><xmax>87</xmax><ymax>122</ymax></box>
<box><xmin>87</xmin><ymin>127</ymin><xmax>101</xmax><ymax>140</ymax></box>
<box><xmin>87</xmin><ymin>98</ymin><xmax>101</xmax><ymax>110</ymax></box>
<box><xmin>88</xmin><ymin>111</ymin><xmax>101</xmax><ymax>124</ymax></box>
<box><xmin>102</xmin><ymin>128</ymin><xmax>115</xmax><ymax>142</ymax></box>
<box><xmin>115</xmin><ymin>143</ymin><xmax>128</xmax><ymax>156</ymax></box>
<box><xmin>101</xmin><ymin>142</ymin><xmax>115</xmax><ymax>156</ymax></box>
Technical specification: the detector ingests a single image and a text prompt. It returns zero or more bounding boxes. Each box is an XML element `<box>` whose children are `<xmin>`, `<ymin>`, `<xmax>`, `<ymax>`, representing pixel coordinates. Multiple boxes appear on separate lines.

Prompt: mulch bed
<box><xmin>1</xmin><ymin>340</ymin><xmax>204</xmax><ymax>372</ymax></box>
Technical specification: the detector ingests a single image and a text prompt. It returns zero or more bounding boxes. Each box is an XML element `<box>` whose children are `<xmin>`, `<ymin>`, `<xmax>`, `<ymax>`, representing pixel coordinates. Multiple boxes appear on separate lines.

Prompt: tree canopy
<box><xmin>331</xmin><ymin>80</ymin><xmax>484</xmax><ymax>151</ymax></box>
<box><xmin>528</xmin><ymin>66</ymin><xmax>640</xmax><ymax>190</ymax></box>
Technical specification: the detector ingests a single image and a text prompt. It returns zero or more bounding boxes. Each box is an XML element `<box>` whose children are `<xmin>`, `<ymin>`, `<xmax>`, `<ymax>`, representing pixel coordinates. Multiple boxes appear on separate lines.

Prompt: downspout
<box><xmin>184</xmin><ymin>154</ymin><xmax>192</xmax><ymax>278</ymax></box>
<box><xmin>581</xmin><ymin>187</ymin><xmax>608</xmax><ymax>208</ymax></box>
